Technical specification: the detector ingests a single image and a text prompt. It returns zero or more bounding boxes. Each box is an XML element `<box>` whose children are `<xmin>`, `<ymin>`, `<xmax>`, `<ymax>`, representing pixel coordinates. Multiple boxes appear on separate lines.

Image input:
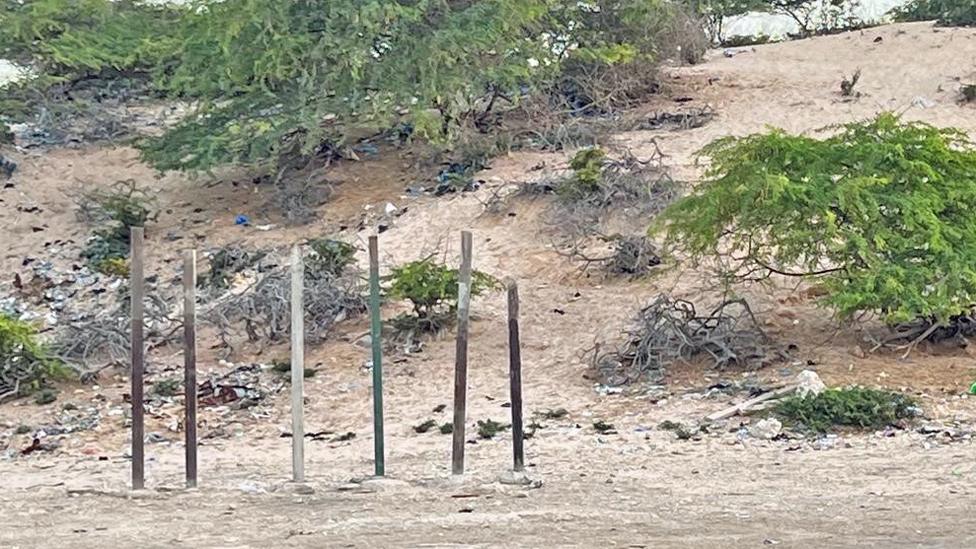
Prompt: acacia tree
<box><xmin>656</xmin><ymin>114</ymin><xmax>976</xmax><ymax>328</ymax></box>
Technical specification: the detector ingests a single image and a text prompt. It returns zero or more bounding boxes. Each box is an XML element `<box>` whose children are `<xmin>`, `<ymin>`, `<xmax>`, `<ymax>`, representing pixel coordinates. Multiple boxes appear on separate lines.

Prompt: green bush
<box><xmin>306</xmin><ymin>239</ymin><xmax>356</xmax><ymax>279</ymax></box>
<box><xmin>387</xmin><ymin>257</ymin><xmax>498</xmax><ymax>333</ymax></box>
<box><xmin>79</xmin><ymin>181</ymin><xmax>156</xmax><ymax>270</ymax></box>
<box><xmin>656</xmin><ymin>113</ymin><xmax>976</xmax><ymax>326</ymax></box>
<box><xmin>891</xmin><ymin>0</ymin><xmax>976</xmax><ymax>26</ymax></box>
<box><xmin>0</xmin><ymin>315</ymin><xmax>67</xmax><ymax>397</ymax></box>
<box><xmin>773</xmin><ymin>387</ymin><xmax>918</xmax><ymax>432</ymax></box>
<box><xmin>566</xmin><ymin>148</ymin><xmax>608</xmax><ymax>195</ymax></box>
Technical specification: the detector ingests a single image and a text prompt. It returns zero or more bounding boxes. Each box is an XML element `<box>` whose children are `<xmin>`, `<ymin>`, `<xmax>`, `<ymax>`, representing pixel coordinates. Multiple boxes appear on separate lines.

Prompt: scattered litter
<box><xmin>795</xmin><ymin>370</ymin><xmax>826</xmax><ymax>397</ymax></box>
<box><xmin>234</xmin><ymin>214</ymin><xmax>250</xmax><ymax>226</ymax></box>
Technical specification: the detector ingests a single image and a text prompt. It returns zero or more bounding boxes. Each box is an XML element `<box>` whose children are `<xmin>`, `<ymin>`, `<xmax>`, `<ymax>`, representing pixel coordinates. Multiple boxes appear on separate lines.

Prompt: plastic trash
<box><xmin>235</xmin><ymin>214</ymin><xmax>250</xmax><ymax>226</ymax></box>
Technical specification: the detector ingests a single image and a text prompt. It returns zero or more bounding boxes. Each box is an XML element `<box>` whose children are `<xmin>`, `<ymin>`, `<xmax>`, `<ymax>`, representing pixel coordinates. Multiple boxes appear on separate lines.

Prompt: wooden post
<box><xmin>506</xmin><ymin>279</ymin><xmax>525</xmax><ymax>472</ymax></box>
<box><xmin>183</xmin><ymin>249</ymin><xmax>198</xmax><ymax>488</ymax></box>
<box><xmin>290</xmin><ymin>245</ymin><xmax>305</xmax><ymax>482</ymax></box>
<box><xmin>130</xmin><ymin>226</ymin><xmax>145</xmax><ymax>490</ymax></box>
<box><xmin>451</xmin><ymin>231</ymin><xmax>473</xmax><ymax>475</ymax></box>
<box><xmin>368</xmin><ymin>236</ymin><xmax>385</xmax><ymax>477</ymax></box>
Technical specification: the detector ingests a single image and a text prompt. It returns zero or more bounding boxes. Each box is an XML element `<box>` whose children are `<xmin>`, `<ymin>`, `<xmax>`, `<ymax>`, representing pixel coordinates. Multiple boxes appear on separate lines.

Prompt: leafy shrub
<box><xmin>306</xmin><ymin>239</ymin><xmax>356</xmax><ymax>279</ymax></box>
<box><xmin>78</xmin><ymin>180</ymin><xmax>157</xmax><ymax>269</ymax></box>
<box><xmin>773</xmin><ymin>387</ymin><xmax>918</xmax><ymax>432</ymax></box>
<box><xmin>657</xmin><ymin>113</ymin><xmax>976</xmax><ymax>326</ymax></box>
<box><xmin>94</xmin><ymin>257</ymin><xmax>129</xmax><ymax>278</ymax></box>
<box><xmin>477</xmin><ymin>418</ymin><xmax>510</xmax><ymax>439</ymax></box>
<box><xmin>0</xmin><ymin>315</ymin><xmax>67</xmax><ymax>399</ymax></box>
<box><xmin>387</xmin><ymin>258</ymin><xmax>498</xmax><ymax>333</ymax></box>
<box><xmin>565</xmin><ymin>148</ymin><xmax>608</xmax><ymax>195</ymax></box>
<box><xmin>891</xmin><ymin>0</ymin><xmax>976</xmax><ymax>26</ymax></box>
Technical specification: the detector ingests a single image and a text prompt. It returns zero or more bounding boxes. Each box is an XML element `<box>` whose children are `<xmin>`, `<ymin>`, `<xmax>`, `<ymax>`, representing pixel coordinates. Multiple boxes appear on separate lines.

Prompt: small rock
<box><xmin>795</xmin><ymin>370</ymin><xmax>826</xmax><ymax>397</ymax></box>
<box><xmin>497</xmin><ymin>470</ymin><xmax>535</xmax><ymax>486</ymax></box>
<box><xmin>749</xmin><ymin>418</ymin><xmax>782</xmax><ymax>440</ymax></box>
<box><xmin>849</xmin><ymin>346</ymin><xmax>866</xmax><ymax>359</ymax></box>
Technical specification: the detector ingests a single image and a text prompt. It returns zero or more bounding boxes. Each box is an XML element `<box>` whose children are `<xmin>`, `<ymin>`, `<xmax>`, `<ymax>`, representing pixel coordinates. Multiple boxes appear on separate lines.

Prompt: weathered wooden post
<box><xmin>290</xmin><ymin>245</ymin><xmax>305</xmax><ymax>482</ymax></box>
<box><xmin>368</xmin><ymin>236</ymin><xmax>385</xmax><ymax>477</ymax></box>
<box><xmin>451</xmin><ymin>231</ymin><xmax>473</xmax><ymax>475</ymax></box>
<box><xmin>506</xmin><ymin>279</ymin><xmax>525</xmax><ymax>472</ymax></box>
<box><xmin>130</xmin><ymin>226</ymin><xmax>145</xmax><ymax>490</ymax></box>
<box><xmin>183</xmin><ymin>249</ymin><xmax>198</xmax><ymax>488</ymax></box>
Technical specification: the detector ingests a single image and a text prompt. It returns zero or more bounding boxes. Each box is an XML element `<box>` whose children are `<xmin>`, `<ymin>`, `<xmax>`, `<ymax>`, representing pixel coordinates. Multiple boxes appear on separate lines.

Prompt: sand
<box><xmin>2</xmin><ymin>22</ymin><xmax>976</xmax><ymax>548</ymax></box>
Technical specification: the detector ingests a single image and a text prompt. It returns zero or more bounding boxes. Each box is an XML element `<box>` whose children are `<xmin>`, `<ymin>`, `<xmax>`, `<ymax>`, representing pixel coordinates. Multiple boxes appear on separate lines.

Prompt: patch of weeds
<box><xmin>1</xmin><ymin>315</ymin><xmax>68</xmax><ymax>399</ymax></box>
<box><xmin>204</xmin><ymin>246</ymin><xmax>269</xmax><ymax>290</ymax></box>
<box><xmin>721</xmin><ymin>34</ymin><xmax>773</xmax><ymax>47</ymax></box>
<box><xmin>332</xmin><ymin>432</ymin><xmax>356</xmax><ymax>442</ymax></box>
<box><xmin>477</xmin><ymin>418</ymin><xmax>510</xmax><ymax>439</ymax></box>
<box><xmin>306</xmin><ymin>238</ymin><xmax>356</xmax><ymax>279</ymax></box>
<box><xmin>962</xmin><ymin>84</ymin><xmax>976</xmax><ymax>103</ymax></box>
<box><xmin>62</xmin><ymin>402</ymin><xmax>78</xmax><ymax>411</ymax></box>
<box><xmin>34</xmin><ymin>388</ymin><xmax>58</xmax><ymax>405</ymax></box>
<box><xmin>593</xmin><ymin>420</ymin><xmax>616</xmax><ymax>434</ymax></box>
<box><xmin>524</xmin><ymin>421</ymin><xmax>544</xmax><ymax>439</ymax></box>
<box><xmin>773</xmin><ymin>387</ymin><xmax>918</xmax><ymax>433</ymax></box>
<box><xmin>77</xmin><ymin>180</ymin><xmax>157</xmax><ymax>269</ymax></box>
<box><xmin>387</xmin><ymin>257</ymin><xmax>499</xmax><ymax>335</ymax></box>
<box><xmin>439</xmin><ymin>422</ymin><xmax>454</xmax><ymax>434</ymax></box>
<box><xmin>15</xmin><ymin>425</ymin><xmax>31</xmax><ymax>435</ymax></box>
<box><xmin>151</xmin><ymin>378</ymin><xmax>181</xmax><ymax>398</ymax></box>
<box><xmin>93</xmin><ymin>257</ymin><xmax>129</xmax><ymax>278</ymax></box>
<box><xmin>840</xmin><ymin>69</ymin><xmax>862</xmax><ymax>97</ymax></box>
<box><xmin>271</xmin><ymin>360</ymin><xmax>316</xmax><ymax>380</ymax></box>
<box><xmin>537</xmin><ymin>407</ymin><xmax>569</xmax><ymax>420</ymax></box>
<box><xmin>413</xmin><ymin>419</ymin><xmax>437</xmax><ymax>433</ymax></box>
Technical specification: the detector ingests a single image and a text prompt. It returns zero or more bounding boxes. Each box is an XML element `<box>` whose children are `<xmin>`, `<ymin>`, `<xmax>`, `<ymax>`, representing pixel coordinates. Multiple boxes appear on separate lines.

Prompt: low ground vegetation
<box><xmin>773</xmin><ymin>387</ymin><xmax>919</xmax><ymax>432</ymax></box>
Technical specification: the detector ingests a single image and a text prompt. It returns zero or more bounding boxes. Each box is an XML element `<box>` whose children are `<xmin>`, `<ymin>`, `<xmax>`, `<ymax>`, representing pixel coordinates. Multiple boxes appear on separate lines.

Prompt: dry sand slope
<box><xmin>2</xmin><ymin>22</ymin><xmax>976</xmax><ymax>548</ymax></box>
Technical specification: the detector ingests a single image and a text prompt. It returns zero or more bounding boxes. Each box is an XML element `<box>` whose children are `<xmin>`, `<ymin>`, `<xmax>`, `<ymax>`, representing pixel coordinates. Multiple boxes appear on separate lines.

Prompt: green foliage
<box><xmin>439</xmin><ymin>422</ymin><xmax>454</xmax><ymax>434</ymax></box>
<box><xmin>891</xmin><ymin>0</ymin><xmax>976</xmax><ymax>26</ymax></box>
<box><xmin>0</xmin><ymin>315</ymin><xmax>66</xmax><ymax>396</ymax></box>
<box><xmin>592</xmin><ymin>420</ymin><xmax>616</xmax><ymax>434</ymax></box>
<box><xmin>205</xmin><ymin>247</ymin><xmax>268</xmax><ymax>290</ymax></box>
<box><xmin>34</xmin><ymin>387</ymin><xmax>58</xmax><ymax>405</ymax></box>
<box><xmin>94</xmin><ymin>257</ymin><xmax>129</xmax><ymax>278</ymax></box>
<box><xmin>697</xmin><ymin>0</ymin><xmax>765</xmax><ymax>42</ymax></box>
<box><xmin>387</xmin><ymin>257</ymin><xmax>498</xmax><ymax>332</ymax></box>
<box><xmin>413</xmin><ymin>419</ymin><xmax>437</xmax><ymax>433</ymax></box>
<box><xmin>773</xmin><ymin>387</ymin><xmax>917</xmax><ymax>432</ymax></box>
<box><xmin>271</xmin><ymin>359</ymin><xmax>316</xmax><ymax>380</ymax></box>
<box><xmin>79</xmin><ymin>182</ymin><xmax>156</xmax><ymax>270</ymax></box>
<box><xmin>962</xmin><ymin>84</ymin><xmax>976</xmax><ymax>103</ymax></box>
<box><xmin>151</xmin><ymin>378</ymin><xmax>181</xmax><ymax>398</ymax></box>
<box><xmin>656</xmin><ymin>113</ymin><xmax>976</xmax><ymax>325</ymax></box>
<box><xmin>567</xmin><ymin>147</ymin><xmax>608</xmax><ymax>194</ymax></box>
<box><xmin>476</xmin><ymin>418</ymin><xmax>510</xmax><ymax>439</ymax></box>
<box><xmin>306</xmin><ymin>239</ymin><xmax>356</xmax><ymax>279</ymax></box>
<box><xmin>0</xmin><ymin>0</ymin><xmax>182</xmax><ymax>69</ymax></box>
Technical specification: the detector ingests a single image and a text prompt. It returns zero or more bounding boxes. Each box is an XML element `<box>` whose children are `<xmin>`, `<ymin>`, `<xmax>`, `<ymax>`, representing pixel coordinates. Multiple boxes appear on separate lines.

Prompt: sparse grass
<box><xmin>537</xmin><ymin>408</ymin><xmax>569</xmax><ymax>420</ymax></box>
<box><xmin>658</xmin><ymin>420</ymin><xmax>697</xmax><ymax>440</ymax></box>
<box><xmin>773</xmin><ymin>387</ymin><xmax>918</xmax><ymax>433</ymax></box>
<box><xmin>413</xmin><ymin>419</ymin><xmax>437</xmax><ymax>434</ymax></box>
<box><xmin>151</xmin><ymin>378</ymin><xmax>181</xmax><ymax>398</ymax></box>
<box><xmin>15</xmin><ymin>425</ymin><xmax>31</xmax><ymax>435</ymax></box>
<box><xmin>593</xmin><ymin>420</ymin><xmax>616</xmax><ymax>434</ymax></box>
<box><xmin>271</xmin><ymin>360</ymin><xmax>316</xmax><ymax>380</ymax></box>
<box><xmin>439</xmin><ymin>422</ymin><xmax>454</xmax><ymax>435</ymax></box>
<box><xmin>477</xmin><ymin>418</ymin><xmax>510</xmax><ymax>439</ymax></box>
<box><xmin>840</xmin><ymin>69</ymin><xmax>862</xmax><ymax>97</ymax></box>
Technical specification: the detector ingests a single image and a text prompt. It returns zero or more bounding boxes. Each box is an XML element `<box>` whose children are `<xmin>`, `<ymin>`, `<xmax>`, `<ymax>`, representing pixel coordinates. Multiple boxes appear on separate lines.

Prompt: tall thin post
<box><xmin>368</xmin><ymin>236</ymin><xmax>385</xmax><ymax>477</ymax></box>
<box><xmin>451</xmin><ymin>231</ymin><xmax>473</xmax><ymax>475</ymax></box>
<box><xmin>506</xmin><ymin>279</ymin><xmax>525</xmax><ymax>472</ymax></box>
<box><xmin>130</xmin><ymin>226</ymin><xmax>145</xmax><ymax>490</ymax></box>
<box><xmin>183</xmin><ymin>249</ymin><xmax>198</xmax><ymax>488</ymax></box>
<box><xmin>290</xmin><ymin>245</ymin><xmax>305</xmax><ymax>482</ymax></box>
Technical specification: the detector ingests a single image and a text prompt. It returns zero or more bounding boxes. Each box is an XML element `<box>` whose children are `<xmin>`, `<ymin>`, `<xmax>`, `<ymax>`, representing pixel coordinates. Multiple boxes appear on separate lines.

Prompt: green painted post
<box><xmin>368</xmin><ymin>236</ymin><xmax>385</xmax><ymax>477</ymax></box>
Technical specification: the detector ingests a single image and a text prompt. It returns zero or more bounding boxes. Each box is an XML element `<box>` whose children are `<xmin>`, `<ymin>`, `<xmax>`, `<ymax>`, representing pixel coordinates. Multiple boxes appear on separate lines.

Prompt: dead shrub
<box><xmin>592</xmin><ymin>295</ymin><xmax>784</xmax><ymax>385</ymax></box>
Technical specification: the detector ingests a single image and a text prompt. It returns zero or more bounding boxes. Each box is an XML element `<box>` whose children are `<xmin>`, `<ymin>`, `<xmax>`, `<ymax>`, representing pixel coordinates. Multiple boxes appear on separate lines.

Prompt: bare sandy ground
<box><xmin>2</xmin><ymin>22</ymin><xmax>976</xmax><ymax>548</ymax></box>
